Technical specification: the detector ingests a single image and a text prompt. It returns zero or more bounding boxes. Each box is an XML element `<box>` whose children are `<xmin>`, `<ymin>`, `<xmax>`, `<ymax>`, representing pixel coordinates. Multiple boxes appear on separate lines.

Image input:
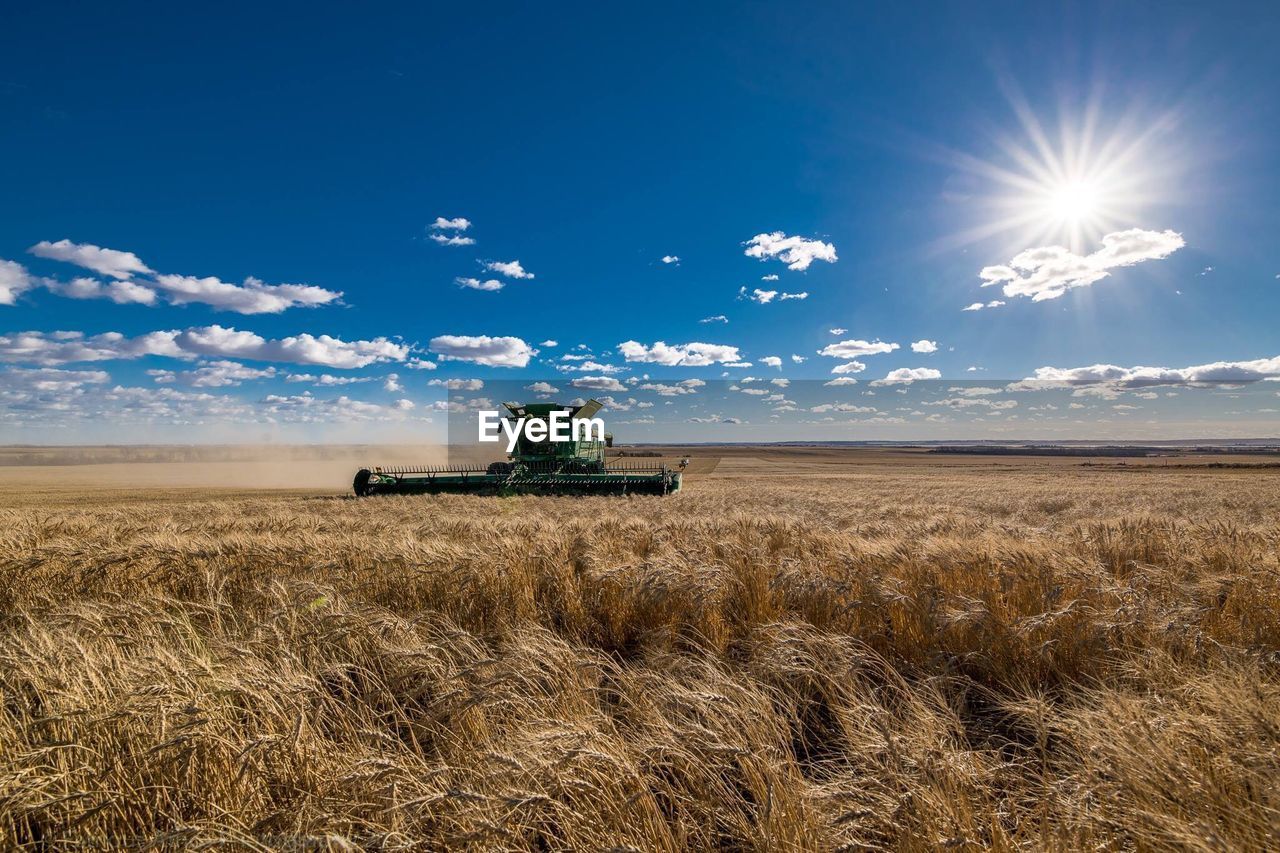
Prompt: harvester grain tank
<box><xmin>353</xmin><ymin>399</ymin><xmax>682</xmax><ymax>496</ymax></box>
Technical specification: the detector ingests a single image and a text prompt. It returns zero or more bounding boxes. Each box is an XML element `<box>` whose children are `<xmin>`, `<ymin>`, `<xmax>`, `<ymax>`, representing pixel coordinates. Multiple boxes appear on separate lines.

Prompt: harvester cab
<box><xmin>353</xmin><ymin>398</ymin><xmax>682</xmax><ymax>497</ymax></box>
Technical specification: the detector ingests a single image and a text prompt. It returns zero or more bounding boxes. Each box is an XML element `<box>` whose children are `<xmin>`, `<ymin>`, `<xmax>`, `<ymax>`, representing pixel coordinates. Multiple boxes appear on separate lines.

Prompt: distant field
<box><xmin>1</xmin><ymin>450</ymin><xmax>1278</xmax><ymax>848</ymax></box>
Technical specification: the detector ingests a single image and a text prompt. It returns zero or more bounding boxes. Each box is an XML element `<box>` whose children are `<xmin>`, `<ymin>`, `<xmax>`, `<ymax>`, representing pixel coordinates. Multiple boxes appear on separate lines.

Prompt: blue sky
<box><xmin>2</xmin><ymin>2</ymin><xmax>1278</xmax><ymax>441</ymax></box>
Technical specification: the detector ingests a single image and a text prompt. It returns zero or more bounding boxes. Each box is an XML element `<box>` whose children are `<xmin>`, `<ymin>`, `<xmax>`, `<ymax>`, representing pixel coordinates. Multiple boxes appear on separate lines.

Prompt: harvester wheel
<box><xmin>353</xmin><ymin>468</ymin><xmax>373</xmax><ymax>497</ymax></box>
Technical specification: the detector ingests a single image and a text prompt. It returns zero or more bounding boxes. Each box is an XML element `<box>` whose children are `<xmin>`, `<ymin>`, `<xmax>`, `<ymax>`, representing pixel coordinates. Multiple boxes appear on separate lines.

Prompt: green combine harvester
<box><xmin>353</xmin><ymin>399</ymin><xmax>683</xmax><ymax>496</ymax></box>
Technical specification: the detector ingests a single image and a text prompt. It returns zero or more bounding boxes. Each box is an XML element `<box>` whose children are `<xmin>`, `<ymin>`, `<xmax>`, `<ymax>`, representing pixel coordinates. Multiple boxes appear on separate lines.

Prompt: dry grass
<box><xmin>1</xmin><ymin>459</ymin><xmax>1279</xmax><ymax>850</ymax></box>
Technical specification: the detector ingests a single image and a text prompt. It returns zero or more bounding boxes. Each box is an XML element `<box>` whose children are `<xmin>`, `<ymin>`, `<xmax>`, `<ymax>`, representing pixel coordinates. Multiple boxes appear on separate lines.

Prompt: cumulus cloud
<box><xmin>147</xmin><ymin>360</ymin><xmax>276</xmax><ymax>387</ymax></box>
<box><xmin>876</xmin><ymin>367</ymin><xmax>942</xmax><ymax>384</ymax></box>
<box><xmin>911</xmin><ymin>339</ymin><xmax>938</xmax><ymax>353</ymax></box>
<box><xmin>483</xmin><ymin>260</ymin><xmax>534</xmax><ymax>279</ymax></box>
<box><xmin>661</xmin><ymin>255</ymin><xmax>680</xmax><ymax>264</ymax></box>
<box><xmin>525</xmin><ymin>381</ymin><xmax>559</xmax><ymax>394</ymax></box>
<box><xmin>150</xmin><ymin>274</ymin><xmax>340</xmax><ymax>314</ymax></box>
<box><xmin>429</xmin><ymin>334</ymin><xmax>535</xmax><ymax>368</ymax></box>
<box><xmin>925</xmin><ymin>397</ymin><xmax>1017</xmax><ymax>410</ymax></box>
<box><xmin>824</xmin><ymin>377</ymin><xmax>858</xmax><ymax>386</ymax></box>
<box><xmin>0</xmin><ymin>326</ymin><xmax>407</xmax><ymax>368</ymax></box>
<box><xmin>762</xmin><ymin>274</ymin><xmax>779</xmax><ymax>281</ymax></box>
<box><xmin>743</xmin><ymin>232</ymin><xmax>838</xmax><ymax>271</ymax></box>
<box><xmin>570</xmin><ymin>375</ymin><xmax>626</xmax><ymax>392</ymax></box>
<box><xmin>285</xmin><ymin>373</ymin><xmax>374</xmax><ymax>386</ymax></box>
<box><xmin>979</xmin><ymin>228</ymin><xmax>1185</xmax><ymax>302</ymax></box>
<box><xmin>428</xmin><ymin>378</ymin><xmax>484</xmax><ymax>390</ymax></box>
<box><xmin>0</xmin><ymin>259</ymin><xmax>36</xmax><ymax>305</ymax></box>
<box><xmin>818</xmin><ymin>339</ymin><xmax>899</xmax><ymax>359</ymax></box>
<box><xmin>779</xmin><ymin>291</ymin><xmax>808</xmax><ymax>300</ymax></box>
<box><xmin>429</xmin><ymin>234</ymin><xmax>476</xmax><ymax>246</ymax></box>
<box><xmin>830</xmin><ymin>361</ymin><xmax>866</xmax><ymax>375</ymax></box>
<box><xmin>46</xmin><ymin>276</ymin><xmax>158</xmax><ymax>305</ymax></box>
<box><xmin>962</xmin><ymin>303</ymin><xmax>984</xmax><ymax>312</ymax></box>
<box><xmin>617</xmin><ymin>340</ymin><xmax>742</xmax><ymax>367</ymax></box>
<box><xmin>810</xmin><ymin>403</ymin><xmax>877</xmax><ymax>413</ymax></box>
<box><xmin>456</xmin><ymin>277</ymin><xmax>504</xmax><ymax>291</ymax></box>
<box><xmin>637</xmin><ymin>379</ymin><xmax>704</xmax><ymax>396</ymax></box>
<box><xmin>431</xmin><ymin>217</ymin><xmax>471</xmax><ymax>231</ymax></box>
<box><xmin>791</xmin><ymin>354</ymin><xmax>806</xmax><ymax>363</ymax></box>
<box><xmin>24</xmin><ymin>240</ymin><xmax>340</xmax><ymax>314</ymax></box>
<box><xmin>829</xmin><ymin>328</ymin><xmax>847</xmax><ymax>336</ymax></box>
<box><xmin>760</xmin><ymin>356</ymin><xmax>783</xmax><ymax>368</ymax></box>
<box><xmin>741</xmin><ymin>287</ymin><xmax>777</xmax><ymax>304</ymax></box>
<box><xmin>29</xmin><ymin>239</ymin><xmax>153</xmax><ymax>279</ymax></box>
<box><xmin>1030</xmin><ymin>355</ymin><xmax>1280</xmax><ymax>386</ymax></box>
<box><xmin>699</xmin><ymin>315</ymin><xmax>729</xmax><ymax>324</ymax></box>
<box><xmin>540</xmin><ymin>340</ymin><xmax>558</xmax><ymax>347</ymax></box>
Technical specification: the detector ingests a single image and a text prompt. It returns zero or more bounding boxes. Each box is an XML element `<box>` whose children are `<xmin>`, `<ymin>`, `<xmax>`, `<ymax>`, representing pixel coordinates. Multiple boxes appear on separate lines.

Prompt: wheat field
<box><xmin>1</xmin><ymin>454</ymin><xmax>1278</xmax><ymax>850</ymax></box>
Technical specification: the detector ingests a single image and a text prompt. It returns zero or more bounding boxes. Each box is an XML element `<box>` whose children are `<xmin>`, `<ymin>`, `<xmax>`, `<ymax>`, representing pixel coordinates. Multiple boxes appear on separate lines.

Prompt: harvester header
<box><xmin>353</xmin><ymin>398</ymin><xmax>682</xmax><ymax>496</ymax></box>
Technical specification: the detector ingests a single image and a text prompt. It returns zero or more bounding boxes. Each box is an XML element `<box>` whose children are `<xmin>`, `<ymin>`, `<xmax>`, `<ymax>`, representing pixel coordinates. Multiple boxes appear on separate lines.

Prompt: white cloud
<box><xmin>790</xmin><ymin>354</ymin><xmax>806</xmax><ymax>363</ymax></box>
<box><xmin>175</xmin><ymin>326</ymin><xmax>407</xmax><ymax>368</ymax></box>
<box><xmin>150</xmin><ymin>274</ymin><xmax>340</xmax><ymax>314</ymax></box>
<box><xmin>404</xmin><ymin>358</ymin><xmax>437</xmax><ymax>370</ymax></box>
<box><xmin>875</xmin><ymin>367</ymin><xmax>941</xmax><ymax>384</ymax></box>
<box><xmin>963</xmin><ymin>303</ymin><xmax>985</xmax><ymax>311</ymax></box>
<box><xmin>0</xmin><ymin>326</ymin><xmax>406</xmax><ymax>369</ymax></box>
<box><xmin>383</xmin><ymin>373</ymin><xmax>404</xmax><ymax>392</ymax></box>
<box><xmin>540</xmin><ymin>340</ymin><xmax>558</xmax><ymax>347</ymax></box>
<box><xmin>911</xmin><ymin>340</ymin><xmax>938</xmax><ymax>354</ymax></box>
<box><xmin>428</xmin><ymin>378</ymin><xmax>484</xmax><ymax>390</ymax></box>
<box><xmin>429</xmin><ymin>335</ymin><xmax>535</xmax><ymax>368</ymax></box>
<box><xmin>285</xmin><ymin>373</ymin><xmax>374</xmax><ymax>386</ymax></box>
<box><xmin>760</xmin><ymin>356</ymin><xmax>782</xmax><ymax>368</ymax></box>
<box><xmin>743</xmin><ymin>232</ymin><xmax>838</xmax><ymax>271</ymax></box>
<box><xmin>780</xmin><ymin>291</ymin><xmax>808</xmax><ymax>300</ymax></box>
<box><xmin>525</xmin><ymin>381</ymin><xmax>559</xmax><ymax>394</ymax></box>
<box><xmin>618</xmin><ymin>340</ymin><xmax>741</xmax><ymax>366</ymax></box>
<box><xmin>0</xmin><ymin>259</ymin><xmax>36</xmax><ymax>305</ymax></box>
<box><xmin>483</xmin><ymin>260</ymin><xmax>534</xmax><ymax>279</ymax></box>
<box><xmin>661</xmin><ymin>255</ymin><xmax>680</xmax><ymax>264</ymax></box>
<box><xmin>456</xmin><ymin>277</ymin><xmax>505</xmax><ymax>292</ymax></box>
<box><xmin>46</xmin><ymin>276</ymin><xmax>158</xmax><ymax>305</ymax></box>
<box><xmin>0</xmin><ymin>324</ymin><xmax>404</xmax><ymax>366</ymax></box>
<box><xmin>824</xmin><ymin>377</ymin><xmax>858</xmax><ymax>386</ymax></box>
<box><xmin>741</xmin><ymin>287</ymin><xmax>777</xmax><ymax>304</ymax></box>
<box><xmin>429</xmin><ymin>234</ymin><xmax>476</xmax><ymax>246</ymax></box>
<box><xmin>147</xmin><ymin>360</ymin><xmax>276</xmax><ymax>387</ymax></box>
<box><xmin>831</xmin><ymin>361</ymin><xmax>866</xmax><ymax>375</ymax></box>
<box><xmin>980</xmin><ymin>228</ymin><xmax>1185</xmax><ymax>302</ymax></box>
<box><xmin>810</xmin><ymin>403</ymin><xmax>877</xmax><ymax>413</ymax></box>
<box><xmin>762</xmin><ymin>274</ymin><xmax>779</xmax><ymax>281</ymax></box>
<box><xmin>828</xmin><ymin>328</ymin><xmax>847</xmax><ymax>336</ymax></box>
<box><xmin>637</xmin><ymin>379</ymin><xmax>704</xmax><ymax>396</ymax></box>
<box><xmin>699</xmin><ymin>315</ymin><xmax>729</xmax><ymax>324</ymax></box>
<box><xmin>948</xmin><ymin>386</ymin><xmax>1002</xmax><ymax>396</ymax></box>
<box><xmin>818</xmin><ymin>339</ymin><xmax>899</xmax><ymax>359</ymax></box>
<box><xmin>29</xmin><ymin>239</ymin><xmax>153</xmax><ymax>279</ymax></box>
<box><xmin>987</xmin><ymin>300</ymin><xmax>1005</xmax><ymax>308</ymax></box>
<box><xmin>1030</xmin><ymin>355</ymin><xmax>1280</xmax><ymax>385</ymax></box>
<box><xmin>925</xmin><ymin>397</ymin><xmax>1017</xmax><ymax>410</ymax></box>
<box><xmin>21</xmin><ymin>241</ymin><xmax>342</xmax><ymax>314</ymax></box>
<box><xmin>571</xmin><ymin>375</ymin><xmax>626</xmax><ymax>392</ymax></box>
<box><xmin>431</xmin><ymin>217</ymin><xmax>471</xmax><ymax>231</ymax></box>
<box><xmin>0</xmin><ymin>366</ymin><xmax>111</xmax><ymax>392</ymax></box>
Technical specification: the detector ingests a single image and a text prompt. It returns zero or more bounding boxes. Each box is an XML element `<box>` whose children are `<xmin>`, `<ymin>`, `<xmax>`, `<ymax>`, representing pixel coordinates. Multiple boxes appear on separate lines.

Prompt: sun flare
<box><xmin>932</xmin><ymin>88</ymin><xmax>1185</xmax><ymax>255</ymax></box>
<box><xmin>1047</xmin><ymin>180</ymin><xmax>1101</xmax><ymax>224</ymax></box>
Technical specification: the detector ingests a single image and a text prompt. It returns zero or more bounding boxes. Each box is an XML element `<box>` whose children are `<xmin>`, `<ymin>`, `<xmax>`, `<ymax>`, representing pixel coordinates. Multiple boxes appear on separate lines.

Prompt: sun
<box><xmin>1047</xmin><ymin>180</ymin><xmax>1101</xmax><ymax>224</ymax></box>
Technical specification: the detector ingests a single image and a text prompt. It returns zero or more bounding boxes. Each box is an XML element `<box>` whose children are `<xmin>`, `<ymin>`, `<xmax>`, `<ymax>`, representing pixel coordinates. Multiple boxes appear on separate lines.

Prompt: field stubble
<box><xmin>1</xmin><ymin>457</ymin><xmax>1278</xmax><ymax>850</ymax></box>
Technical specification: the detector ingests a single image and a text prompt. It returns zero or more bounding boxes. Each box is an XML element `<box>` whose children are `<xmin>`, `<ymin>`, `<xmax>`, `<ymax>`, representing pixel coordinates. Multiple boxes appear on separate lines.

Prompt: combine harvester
<box><xmin>353</xmin><ymin>399</ymin><xmax>683</xmax><ymax>496</ymax></box>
